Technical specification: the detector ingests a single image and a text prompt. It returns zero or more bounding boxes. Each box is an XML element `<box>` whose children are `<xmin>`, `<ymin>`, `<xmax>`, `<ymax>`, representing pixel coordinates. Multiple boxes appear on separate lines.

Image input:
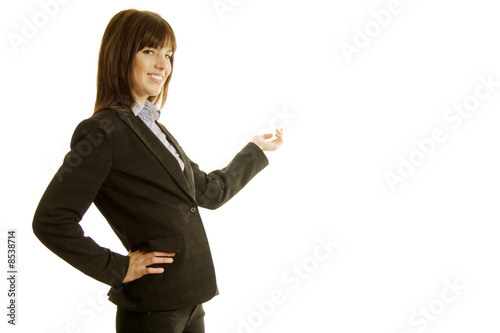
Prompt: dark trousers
<box><xmin>116</xmin><ymin>304</ymin><xmax>205</xmax><ymax>333</ymax></box>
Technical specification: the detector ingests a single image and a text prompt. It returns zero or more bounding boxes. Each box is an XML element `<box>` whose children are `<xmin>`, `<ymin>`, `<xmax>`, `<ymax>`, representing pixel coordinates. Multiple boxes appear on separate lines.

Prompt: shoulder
<box><xmin>90</xmin><ymin>108</ymin><xmax>127</xmax><ymax>131</ymax></box>
<box><xmin>76</xmin><ymin>108</ymin><xmax>130</xmax><ymax>134</ymax></box>
<box><xmin>70</xmin><ymin>108</ymin><xmax>125</xmax><ymax>146</ymax></box>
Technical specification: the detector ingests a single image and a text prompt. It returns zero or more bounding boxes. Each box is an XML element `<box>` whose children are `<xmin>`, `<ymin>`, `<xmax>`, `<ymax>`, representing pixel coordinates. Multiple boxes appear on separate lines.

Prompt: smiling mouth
<box><xmin>148</xmin><ymin>74</ymin><xmax>164</xmax><ymax>83</ymax></box>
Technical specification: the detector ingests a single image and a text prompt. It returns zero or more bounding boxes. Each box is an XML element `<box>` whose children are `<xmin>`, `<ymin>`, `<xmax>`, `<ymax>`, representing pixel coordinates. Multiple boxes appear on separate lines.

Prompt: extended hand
<box><xmin>251</xmin><ymin>128</ymin><xmax>284</xmax><ymax>151</ymax></box>
<box><xmin>122</xmin><ymin>250</ymin><xmax>175</xmax><ymax>283</ymax></box>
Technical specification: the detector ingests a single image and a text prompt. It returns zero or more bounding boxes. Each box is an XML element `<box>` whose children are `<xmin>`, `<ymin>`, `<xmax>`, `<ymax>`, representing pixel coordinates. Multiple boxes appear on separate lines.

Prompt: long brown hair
<box><xmin>94</xmin><ymin>9</ymin><xmax>177</xmax><ymax>114</ymax></box>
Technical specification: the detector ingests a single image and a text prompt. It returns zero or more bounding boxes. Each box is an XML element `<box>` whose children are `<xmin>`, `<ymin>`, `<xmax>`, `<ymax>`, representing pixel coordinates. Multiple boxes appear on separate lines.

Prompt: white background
<box><xmin>1</xmin><ymin>0</ymin><xmax>500</xmax><ymax>332</ymax></box>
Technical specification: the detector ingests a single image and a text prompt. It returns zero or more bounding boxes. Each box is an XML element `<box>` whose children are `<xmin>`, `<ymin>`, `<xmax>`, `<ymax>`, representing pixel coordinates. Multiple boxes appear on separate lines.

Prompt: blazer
<box><xmin>32</xmin><ymin>107</ymin><xmax>269</xmax><ymax>311</ymax></box>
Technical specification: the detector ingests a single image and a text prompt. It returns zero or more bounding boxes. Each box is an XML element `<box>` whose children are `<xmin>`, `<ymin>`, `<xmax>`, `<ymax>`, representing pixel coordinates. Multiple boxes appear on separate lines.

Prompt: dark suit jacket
<box><xmin>32</xmin><ymin>107</ymin><xmax>269</xmax><ymax>311</ymax></box>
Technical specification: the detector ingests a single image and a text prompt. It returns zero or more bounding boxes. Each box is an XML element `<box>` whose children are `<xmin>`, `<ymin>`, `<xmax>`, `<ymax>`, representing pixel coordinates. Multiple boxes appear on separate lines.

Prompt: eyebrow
<box><xmin>146</xmin><ymin>46</ymin><xmax>173</xmax><ymax>52</ymax></box>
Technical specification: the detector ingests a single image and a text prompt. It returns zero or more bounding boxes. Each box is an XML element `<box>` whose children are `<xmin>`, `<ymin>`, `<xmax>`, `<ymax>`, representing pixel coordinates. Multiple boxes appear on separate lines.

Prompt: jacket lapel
<box><xmin>115</xmin><ymin>110</ymin><xmax>195</xmax><ymax>201</ymax></box>
<box><xmin>155</xmin><ymin>122</ymin><xmax>196</xmax><ymax>198</ymax></box>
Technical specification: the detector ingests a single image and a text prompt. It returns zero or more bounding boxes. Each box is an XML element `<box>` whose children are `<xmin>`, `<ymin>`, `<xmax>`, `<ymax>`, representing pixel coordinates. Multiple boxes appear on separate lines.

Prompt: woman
<box><xmin>33</xmin><ymin>9</ymin><xmax>283</xmax><ymax>333</ymax></box>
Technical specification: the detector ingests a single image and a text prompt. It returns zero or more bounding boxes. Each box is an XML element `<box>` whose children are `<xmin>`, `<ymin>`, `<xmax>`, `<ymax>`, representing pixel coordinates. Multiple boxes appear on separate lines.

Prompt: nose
<box><xmin>155</xmin><ymin>54</ymin><xmax>170</xmax><ymax>75</ymax></box>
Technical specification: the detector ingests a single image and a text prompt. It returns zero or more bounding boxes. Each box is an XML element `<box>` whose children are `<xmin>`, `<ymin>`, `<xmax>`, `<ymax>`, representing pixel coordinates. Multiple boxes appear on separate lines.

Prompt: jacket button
<box><xmin>190</xmin><ymin>207</ymin><xmax>197</xmax><ymax>213</ymax></box>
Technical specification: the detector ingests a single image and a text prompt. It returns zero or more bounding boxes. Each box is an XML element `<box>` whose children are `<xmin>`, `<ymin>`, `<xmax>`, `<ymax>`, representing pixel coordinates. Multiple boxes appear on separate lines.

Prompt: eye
<box><xmin>166</xmin><ymin>54</ymin><xmax>172</xmax><ymax>60</ymax></box>
<box><xmin>144</xmin><ymin>49</ymin><xmax>154</xmax><ymax>55</ymax></box>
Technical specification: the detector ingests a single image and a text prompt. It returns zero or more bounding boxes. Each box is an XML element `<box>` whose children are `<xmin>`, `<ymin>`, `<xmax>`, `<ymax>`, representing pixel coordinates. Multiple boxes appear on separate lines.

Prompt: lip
<box><xmin>147</xmin><ymin>73</ymin><xmax>164</xmax><ymax>84</ymax></box>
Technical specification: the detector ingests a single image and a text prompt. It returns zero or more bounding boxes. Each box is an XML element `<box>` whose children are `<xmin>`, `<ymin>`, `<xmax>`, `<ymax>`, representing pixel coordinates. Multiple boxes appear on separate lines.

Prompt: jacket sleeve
<box><xmin>32</xmin><ymin>118</ymin><xmax>129</xmax><ymax>288</ymax></box>
<box><xmin>191</xmin><ymin>142</ymin><xmax>269</xmax><ymax>210</ymax></box>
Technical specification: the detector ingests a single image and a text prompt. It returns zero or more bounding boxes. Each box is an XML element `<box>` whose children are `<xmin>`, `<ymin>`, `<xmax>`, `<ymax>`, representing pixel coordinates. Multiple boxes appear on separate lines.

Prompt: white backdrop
<box><xmin>1</xmin><ymin>0</ymin><xmax>500</xmax><ymax>332</ymax></box>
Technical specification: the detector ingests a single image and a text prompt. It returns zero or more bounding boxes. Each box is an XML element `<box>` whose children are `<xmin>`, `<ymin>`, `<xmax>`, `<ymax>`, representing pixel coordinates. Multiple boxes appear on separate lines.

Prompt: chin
<box><xmin>146</xmin><ymin>89</ymin><xmax>161</xmax><ymax>97</ymax></box>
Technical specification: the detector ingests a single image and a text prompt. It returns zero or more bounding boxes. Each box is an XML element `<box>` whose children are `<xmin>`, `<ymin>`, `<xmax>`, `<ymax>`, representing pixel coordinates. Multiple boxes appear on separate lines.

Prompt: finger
<box><xmin>144</xmin><ymin>256</ymin><xmax>174</xmax><ymax>266</ymax></box>
<box><xmin>144</xmin><ymin>267</ymin><xmax>165</xmax><ymax>275</ymax></box>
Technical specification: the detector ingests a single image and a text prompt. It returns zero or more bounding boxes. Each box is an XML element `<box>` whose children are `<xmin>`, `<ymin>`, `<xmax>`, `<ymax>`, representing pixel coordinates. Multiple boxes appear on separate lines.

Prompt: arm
<box><xmin>192</xmin><ymin>129</ymin><xmax>283</xmax><ymax>209</ymax></box>
<box><xmin>192</xmin><ymin>141</ymin><xmax>270</xmax><ymax>210</ymax></box>
<box><xmin>32</xmin><ymin>118</ymin><xmax>129</xmax><ymax>288</ymax></box>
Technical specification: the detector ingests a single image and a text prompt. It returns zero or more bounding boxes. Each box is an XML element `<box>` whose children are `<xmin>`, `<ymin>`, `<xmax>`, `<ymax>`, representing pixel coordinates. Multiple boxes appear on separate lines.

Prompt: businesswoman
<box><xmin>33</xmin><ymin>9</ymin><xmax>283</xmax><ymax>333</ymax></box>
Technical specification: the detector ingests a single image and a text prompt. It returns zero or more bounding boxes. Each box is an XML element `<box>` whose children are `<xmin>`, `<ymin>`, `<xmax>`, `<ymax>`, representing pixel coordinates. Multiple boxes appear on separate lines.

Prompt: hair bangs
<box><xmin>138</xmin><ymin>16</ymin><xmax>176</xmax><ymax>53</ymax></box>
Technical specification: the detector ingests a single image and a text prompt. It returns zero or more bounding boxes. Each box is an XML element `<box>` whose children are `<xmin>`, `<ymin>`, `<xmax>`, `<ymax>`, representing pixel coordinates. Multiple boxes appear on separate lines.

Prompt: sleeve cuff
<box><xmin>246</xmin><ymin>141</ymin><xmax>269</xmax><ymax>167</ymax></box>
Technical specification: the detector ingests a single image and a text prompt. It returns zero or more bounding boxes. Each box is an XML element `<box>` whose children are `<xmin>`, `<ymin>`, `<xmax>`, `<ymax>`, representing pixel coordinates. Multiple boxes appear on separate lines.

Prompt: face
<box><xmin>131</xmin><ymin>45</ymin><xmax>173</xmax><ymax>104</ymax></box>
